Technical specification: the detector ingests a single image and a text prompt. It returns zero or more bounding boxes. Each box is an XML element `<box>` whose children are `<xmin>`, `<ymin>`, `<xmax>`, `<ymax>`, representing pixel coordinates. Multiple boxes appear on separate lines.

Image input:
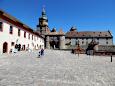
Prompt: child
<box><xmin>38</xmin><ymin>51</ymin><xmax>41</xmax><ymax>58</ymax></box>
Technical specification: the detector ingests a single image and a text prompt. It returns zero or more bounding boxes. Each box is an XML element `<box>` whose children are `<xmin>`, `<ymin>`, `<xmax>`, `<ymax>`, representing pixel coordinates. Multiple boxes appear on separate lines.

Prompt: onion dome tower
<box><xmin>37</xmin><ymin>7</ymin><xmax>49</xmax><ymax>36</ymax></box>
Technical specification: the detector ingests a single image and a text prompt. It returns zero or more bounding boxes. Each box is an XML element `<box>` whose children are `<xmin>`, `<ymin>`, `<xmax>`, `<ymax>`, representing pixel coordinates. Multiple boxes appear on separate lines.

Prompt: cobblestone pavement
<box><xmin>0</xmin><ymin>50</ymin><xmax>115</xmax><ymax>86</ymax></box>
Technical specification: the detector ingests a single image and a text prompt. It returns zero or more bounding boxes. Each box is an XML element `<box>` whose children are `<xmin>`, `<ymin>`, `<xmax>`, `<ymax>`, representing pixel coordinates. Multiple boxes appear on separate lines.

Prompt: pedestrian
<box><xmin>41</xmin><ymin>48</ymin><xmax>44</xmax><ymax>56</ymax></box>
<box><xmin>38</xmin><ymin>51</ymin><xmax>41</xmax><ymax>58</ymax></box>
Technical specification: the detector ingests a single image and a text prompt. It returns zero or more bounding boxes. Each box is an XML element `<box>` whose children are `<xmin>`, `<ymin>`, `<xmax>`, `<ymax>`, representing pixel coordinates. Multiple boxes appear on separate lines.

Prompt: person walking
<box><xmin>41</xmin><ymin>48</ymin><xmax>44</xmax><ymax>56</ymax></box>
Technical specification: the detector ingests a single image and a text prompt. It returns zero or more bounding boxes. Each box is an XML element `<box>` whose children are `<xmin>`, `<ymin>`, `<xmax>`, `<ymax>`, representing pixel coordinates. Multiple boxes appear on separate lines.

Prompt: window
<box><xmin>97</xmin><ymin>38</ymin><xmax>99</xmax><ymax>40</ymax></box>
<box><xmin>106</xmin><ymin>38</ymin><xmax>108</xmax><ymax>40</ymax></box>
<box><xmin>34</xmin><ymin>36</ymin><xmax>36</xmax><ymax>41</ymax></box>
<box><xmin>32</xmin><ymin>35</ymin><xmax>33</xmax><ymax>40</ymax></box>
<box><xmin>28</xmin><ymin>34</ymin><xmax>30</xmax><ymax>39</ymax></box>
<box><xmin>82</xmin><ymin>41</ymin><xmax>84</xmax><ymax>44</ymax></box>
<box><xmin>0</xmin><ymin>22</ymin><xmax>3</xmax><ymax>31</ymax></box>
<box><xmin>11</xmin><ymin>42</ymin><xmax>15</xmax><ymax>46</ymax></box>
<box><xmin>28</xmin><ymin>44</ymin><xmax>29</xmax><ymax>47</ymax></box>
<box><xmin>18</xmin><ymin>29</ymin><xmax>20</xmax><ymax>36</ymax></box>
<box><xmin>106</xmin><ymin>41</ymin><xmax>108</xmax><ymax>44</ymax></box>
<box><xmin>24</xmin><ymin>32</ymin><xmax>26</xmax><ymax>38</ymax></box>
<box><xmin>9</xmin><ymin>26</ymin><xmax>13</xmax><ymax>34</ymax></box>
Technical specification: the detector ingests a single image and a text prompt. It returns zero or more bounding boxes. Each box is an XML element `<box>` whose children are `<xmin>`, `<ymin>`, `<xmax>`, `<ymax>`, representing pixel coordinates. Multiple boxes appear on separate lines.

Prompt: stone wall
<box><xmin>94</xmin><ymin>45</ymin><xmax>115</xmax><ymax>55</ymax></box>
<box><xmin>65</xmin><ymin>37</ymin><xmax>113</xmax><ymax>46</ymax></box>
<box><xmin>95</xmin><ymin>45</ymin><xmax>115</xmax><ymax>52</ymax></box>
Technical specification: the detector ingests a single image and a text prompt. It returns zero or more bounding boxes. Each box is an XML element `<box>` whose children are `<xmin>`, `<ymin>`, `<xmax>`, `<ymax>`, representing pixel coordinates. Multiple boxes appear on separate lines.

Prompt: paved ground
<box><xmin>0</xmin><ymin>50</ymin><xmax>115</xmax><ymax>86</ymax></box>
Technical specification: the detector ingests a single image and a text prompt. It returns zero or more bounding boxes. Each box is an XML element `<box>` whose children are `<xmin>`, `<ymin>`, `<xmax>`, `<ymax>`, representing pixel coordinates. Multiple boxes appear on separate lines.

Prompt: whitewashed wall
<box><xmin>0</xmin><ymin>19</ymin><xmax>44</xmax><ymax>54</ymax></box>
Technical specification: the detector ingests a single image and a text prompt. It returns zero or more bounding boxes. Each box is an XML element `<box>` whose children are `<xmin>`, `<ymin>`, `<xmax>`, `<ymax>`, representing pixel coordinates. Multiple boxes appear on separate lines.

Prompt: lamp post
<box><xmin>111</xmin><ymin>53</ymin><xmax>113</xmax><ymax>62</ymax></box>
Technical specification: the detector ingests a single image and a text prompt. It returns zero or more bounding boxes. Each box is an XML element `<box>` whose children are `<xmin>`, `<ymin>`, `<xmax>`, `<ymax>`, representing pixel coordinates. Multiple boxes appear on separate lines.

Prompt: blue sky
<box><xmin>0</xmin><ymin>0</ymin><xmax>115</xmax><ymax>43</ymax></box>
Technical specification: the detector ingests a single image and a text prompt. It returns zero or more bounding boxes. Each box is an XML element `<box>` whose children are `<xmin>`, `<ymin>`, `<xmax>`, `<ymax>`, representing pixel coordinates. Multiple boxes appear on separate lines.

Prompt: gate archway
<box><xmin>50</xmin><ymin>41</ymin><xmax>59</xmax><ymax>49</ymax></box>
<box><xmin>3</xmin><ymin>42</ymin><xmax>8</xmax><ymax>53</ymax></box>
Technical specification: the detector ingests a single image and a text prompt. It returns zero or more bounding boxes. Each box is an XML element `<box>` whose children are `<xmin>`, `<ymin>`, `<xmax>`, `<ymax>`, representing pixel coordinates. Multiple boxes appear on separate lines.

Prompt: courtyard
<box><xmin>0</xmin><ymin>50</ymin><xmax>115</xmax><ymax>86</ymax></box>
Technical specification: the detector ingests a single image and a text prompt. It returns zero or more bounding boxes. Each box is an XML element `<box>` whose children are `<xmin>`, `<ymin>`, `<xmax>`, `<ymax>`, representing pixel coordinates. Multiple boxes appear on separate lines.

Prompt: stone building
<box><xmin>45</xmin><ymin>28</ymin><xmax>65</xmax><ymax>49</ymax></box>
<box><xmin>65</xmin><ymin>27</ymin><xmax>113</xmax><ymax>49</ymax></box>
<box><xmin>37</xmin><ymin>8</ymin><xmax>113</xmax><ymax>50</ymax></box>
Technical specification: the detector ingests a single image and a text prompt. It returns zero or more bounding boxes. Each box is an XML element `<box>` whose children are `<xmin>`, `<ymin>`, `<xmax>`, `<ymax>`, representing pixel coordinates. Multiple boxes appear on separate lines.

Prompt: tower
<box><xmin>37</xmin><ymin>7</ymin><xmax>49</xmax><ymax>36</ymax></box>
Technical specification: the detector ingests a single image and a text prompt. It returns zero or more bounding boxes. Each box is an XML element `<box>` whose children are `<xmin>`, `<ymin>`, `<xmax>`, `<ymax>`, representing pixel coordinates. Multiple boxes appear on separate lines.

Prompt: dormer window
<box><xmin>105</xmin><ymin>34</ymin><xmax>107</xmax><ymax>36</ymax></box>
<box><xmin>82</xmin><ymin>34</ymin><xmax>85</xmax><ymax>36</ymax></box>
<box><xmin>70</xmin><ymin>26</ymin><xmax>77</xmax><ymax>32</ymax></box>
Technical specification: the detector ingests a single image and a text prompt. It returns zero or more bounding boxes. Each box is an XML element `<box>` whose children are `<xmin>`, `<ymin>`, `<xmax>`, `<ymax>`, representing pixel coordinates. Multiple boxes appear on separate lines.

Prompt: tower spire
<box><xmin>36</xmin><ymin>5</ymin><xmax>49</xmax><ymax>36</ymax></box>
<box><xmin>41</xmin><ymin>5</ymin><xmax>47</xmax><ymax>20</ymax></box>
<box><xmin>42</xmin><ymin>5</ymin><xmax>46</xmax><ymax>15</ymax></box>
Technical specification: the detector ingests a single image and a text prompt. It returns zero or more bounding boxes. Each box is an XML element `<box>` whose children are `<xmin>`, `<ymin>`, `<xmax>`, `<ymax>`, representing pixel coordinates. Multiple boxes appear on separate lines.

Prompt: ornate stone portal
<box><xmin>45</xmin><ymin>28</ymin><xmax>65</xmax><ymax>49</ymax></box>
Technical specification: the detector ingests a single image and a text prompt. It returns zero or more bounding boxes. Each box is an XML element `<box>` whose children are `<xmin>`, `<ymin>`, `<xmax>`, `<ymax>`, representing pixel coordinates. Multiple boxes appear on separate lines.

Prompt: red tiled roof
<box><xmin>0</xmin><ymin>9</ymin><xmax>43</xmax><ymax>38</ymax></box>
<box><xmin>66</xmin><ymin>31</ymin><xmax>112</xmax><ymax>38</ymax></box>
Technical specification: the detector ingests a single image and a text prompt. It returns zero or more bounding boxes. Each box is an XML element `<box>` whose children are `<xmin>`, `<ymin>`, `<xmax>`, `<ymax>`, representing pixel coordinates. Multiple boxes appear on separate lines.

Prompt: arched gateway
<box><xmin>3</xmin><ymin>42</ymin><xmax>8</xmax><ymax>53</ymax></box>
<box><xmin>50</xmin><ymin>40</ymin><xmax>59</xmax><ymax>49</ymax></box>
<box><xmin>45</xmin><ymin>28</ymin><xmax>65</xmax><ymax>49</ymax></box>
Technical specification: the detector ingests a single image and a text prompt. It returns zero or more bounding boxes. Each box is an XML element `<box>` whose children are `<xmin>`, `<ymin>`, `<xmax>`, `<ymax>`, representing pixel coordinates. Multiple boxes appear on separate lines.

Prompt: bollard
<box><xmin>111</xmin><ymin>55</ymin><xmax>112</xmax><ymax>62</ymax></box>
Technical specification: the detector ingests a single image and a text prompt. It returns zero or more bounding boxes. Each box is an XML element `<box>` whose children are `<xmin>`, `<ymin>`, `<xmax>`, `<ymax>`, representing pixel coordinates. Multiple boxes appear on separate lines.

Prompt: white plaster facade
<box><xmin>0</xmin><ymin>18</ymin><xmax>44</xmax><ymax>54</ymax></box>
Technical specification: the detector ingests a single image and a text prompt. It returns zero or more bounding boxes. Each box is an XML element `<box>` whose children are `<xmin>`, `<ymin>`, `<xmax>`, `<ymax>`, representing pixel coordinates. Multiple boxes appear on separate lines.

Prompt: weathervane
<box><xmin>42</xmin><ymin>5</ymin><xmax>46</xmax><ymax>11</ymax></box>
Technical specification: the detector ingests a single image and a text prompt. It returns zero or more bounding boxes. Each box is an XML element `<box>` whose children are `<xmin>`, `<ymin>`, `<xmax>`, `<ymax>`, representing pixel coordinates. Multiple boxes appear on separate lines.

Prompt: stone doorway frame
<box><xmin>3</xmin><ymin>42</ymin><xmax>8</xmax><ymax>53</ymax></box>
